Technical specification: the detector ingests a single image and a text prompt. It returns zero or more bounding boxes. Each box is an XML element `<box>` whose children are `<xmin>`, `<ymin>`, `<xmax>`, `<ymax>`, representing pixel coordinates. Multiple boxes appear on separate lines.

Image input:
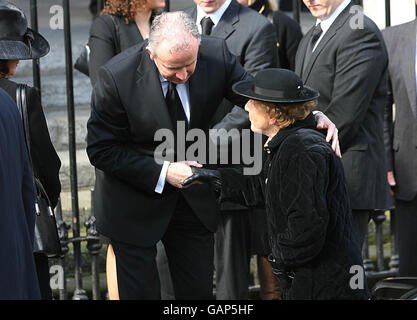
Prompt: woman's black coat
<box><xmin>88</xmin><ymin>14</ymin><xmax>146</xmax><ymax>86</ymax></box>
<box><xmin>219</xmin><ymin>114</ymin><xmax>369</xmax><ymax>299</ymax></box>
<box><xmin>0</xmin><ymin>88</ymin><xmax>40</xmax><ymax>299</ymax></box>
<box><xmin>0</xmin><ymin>78</ymin><xmax>61</xmax><ymax>208</ymax></box>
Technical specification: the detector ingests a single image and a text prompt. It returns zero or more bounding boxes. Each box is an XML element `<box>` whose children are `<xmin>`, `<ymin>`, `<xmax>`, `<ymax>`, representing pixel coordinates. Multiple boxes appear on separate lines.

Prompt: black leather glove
<box><xmin>181</xmin><ymin>167</ymin><xmax>222</xmax><ymax>192</ymax></box>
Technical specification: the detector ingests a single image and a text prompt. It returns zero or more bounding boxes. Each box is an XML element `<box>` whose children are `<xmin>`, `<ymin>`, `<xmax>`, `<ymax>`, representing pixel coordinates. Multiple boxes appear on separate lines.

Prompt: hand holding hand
<box><xmin>181</xmin><ymin>167</ymin><xmax>222</xmax><ymax>192</ymax></box>
<box><xmin>166</xmin><ymin>161</ymin><xmax>202</xmax><ymax>189</ymax></box>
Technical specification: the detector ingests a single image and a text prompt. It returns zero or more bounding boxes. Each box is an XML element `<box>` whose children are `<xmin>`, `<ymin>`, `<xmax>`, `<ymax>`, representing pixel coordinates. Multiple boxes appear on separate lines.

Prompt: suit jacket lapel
<box><xmin>135</xmin><ymin>51</ymin><xmax>174</xmax><ymax>131</ymax></box>
<box><xmin>188</xmin><ymin>49</ymin><xmax>207</xmax><ymax>129</ymax></box>
<box><xmin>301</xmin><ymin>3</ymin><xmax>352</xmax><ymax>82</ymax></box>
<box><xmin>211</xmin><ymin>1</ymin><xmax>239</xmax><ymax>40</ymax></box>
<box><xmin>401</xmin><ymin>20</ymin><xmax>417</xmax><ymax>118</ymax></box>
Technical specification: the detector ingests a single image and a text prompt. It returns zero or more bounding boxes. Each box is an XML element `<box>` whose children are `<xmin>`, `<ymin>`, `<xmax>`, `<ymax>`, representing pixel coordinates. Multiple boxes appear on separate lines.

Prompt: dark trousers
<box><xmin>351</xmin><ymin>210</ymin><xmax>372</xmax><ymax>249</ymax></box>
<box><xmin>34</xmin><ymin>253</ymin><xmax>52</xmax><ymax>300</ymax></box>
<box><xmin>214</xmin><ymin>209</ymin><xmax>252</xmax><ymax>300</ymax></box>
<box><xmin>395</xmin><ymin>196</ymin><xmax>417</xmax><ymax>277</ymax></box>
<box><xmin>111</xmin><ymin>195</ymin><xmax>214</xmax><ymax>300</ymax></box>
<box><xmin>156</xmin><ymin>241</ymin><xmax>175</xmax><ymax>300</ymax></box>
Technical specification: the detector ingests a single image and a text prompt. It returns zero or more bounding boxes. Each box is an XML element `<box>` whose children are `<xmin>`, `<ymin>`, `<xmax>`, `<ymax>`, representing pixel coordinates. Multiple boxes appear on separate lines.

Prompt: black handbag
<box><xmin>16</xmin><ymin>84</ymin><xmax>62</xmax><ymax>258</ymax></box>
<box><xmin>74</xmin><ymin>43</ymin><xmax>90</xmax><ymax>76</ymax></box>
<box><xmin>74</xmin><ymin>15</ymin><xmax>121</xmax><ymax>77</ymax></box>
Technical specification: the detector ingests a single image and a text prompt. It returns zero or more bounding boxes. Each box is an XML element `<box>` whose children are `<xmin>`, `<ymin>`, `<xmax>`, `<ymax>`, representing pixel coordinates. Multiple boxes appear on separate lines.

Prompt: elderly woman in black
<box><xmin>183</xmin><ymin>68</ymin><xmax>368</xmax><ymax>300</ymax></box>
<box><xmin>0</xmin><ymin>1</ymin><xmax>61</xmax><ymax>300</ymax></box>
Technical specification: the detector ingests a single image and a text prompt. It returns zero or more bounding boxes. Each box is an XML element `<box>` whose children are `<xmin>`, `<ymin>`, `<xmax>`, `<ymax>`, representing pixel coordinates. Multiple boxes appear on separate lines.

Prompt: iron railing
<box><xmin>362</xmin><ymin>211</ymin><xmax>399</xmax><ymax>279</ymax></box>
<box><xmin>27</xmin><ymin>0</ymin><xmax>401</xmax><ymax>300</ymax></box>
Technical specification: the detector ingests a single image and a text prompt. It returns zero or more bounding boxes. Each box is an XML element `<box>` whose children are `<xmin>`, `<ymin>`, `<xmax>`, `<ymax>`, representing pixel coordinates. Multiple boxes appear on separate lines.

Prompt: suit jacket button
<box><xmin>265</xmin><ymin>178</ymin><xmax>268</xmax><ymax>184</ymax></box>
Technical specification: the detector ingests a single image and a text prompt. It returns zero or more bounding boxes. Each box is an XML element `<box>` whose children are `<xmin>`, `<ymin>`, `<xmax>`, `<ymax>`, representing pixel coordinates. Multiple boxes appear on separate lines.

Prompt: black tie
<box><xmin>200</xmin><ymin>16</ymin><xmax>214</xmax><ymax>35</ymax></box>
<box><xmin>303</xmin><ymin>23</ymin><xmax>323</xmax><ymax>76</ymax></box>
<box><xmin>165</xmin><ymin>82</ymin><xmax>188</xmax><ymax>133</ymax></box>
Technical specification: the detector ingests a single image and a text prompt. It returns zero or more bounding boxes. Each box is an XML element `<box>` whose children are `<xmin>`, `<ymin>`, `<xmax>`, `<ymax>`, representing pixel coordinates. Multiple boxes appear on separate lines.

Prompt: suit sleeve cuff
<box><xmin>155</xmin><ymin>161</ymin><xmax>170</xmax><ymax>194</ymax></box>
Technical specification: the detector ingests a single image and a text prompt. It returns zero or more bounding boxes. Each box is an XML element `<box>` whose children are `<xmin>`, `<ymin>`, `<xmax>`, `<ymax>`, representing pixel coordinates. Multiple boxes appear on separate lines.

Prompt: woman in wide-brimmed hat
<box><xmin>0</xmin><ymin>1</ymin><xmax>61</xmax><ymax>300</ymax></box>
<box><xmin>0</xmin><ymin>2</ymin><xmax>49</xmax><ymax>62</ymax></box>
<box><xmin>183</xmin><ymin>68</ymin><xmax>369</xmax><ymax>300</ymax></box>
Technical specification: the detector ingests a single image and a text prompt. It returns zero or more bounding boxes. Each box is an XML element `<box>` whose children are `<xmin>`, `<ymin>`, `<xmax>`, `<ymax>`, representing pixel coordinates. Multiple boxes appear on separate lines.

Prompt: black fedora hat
<box><xmin>233</xmin><ymin>68</ymin><xmax>319</xmax><ymax>104</ymax></box>
<box><xmin>0</xmin><ymin>1</ymin><xmax>49</xmax><ymax>60</ymax></box>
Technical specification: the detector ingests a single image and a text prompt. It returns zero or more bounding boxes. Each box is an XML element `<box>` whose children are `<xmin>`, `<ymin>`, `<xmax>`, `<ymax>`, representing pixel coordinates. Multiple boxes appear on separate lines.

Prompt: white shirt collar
<box><xmin>316</xmin><ymin>0</ymin><xmax>351</xmax><ymax>33</ymax></box>
<box><xmin>196</xmin><ymin>0</ymin><xmax>232</xmax><ymax>32</ymax></box>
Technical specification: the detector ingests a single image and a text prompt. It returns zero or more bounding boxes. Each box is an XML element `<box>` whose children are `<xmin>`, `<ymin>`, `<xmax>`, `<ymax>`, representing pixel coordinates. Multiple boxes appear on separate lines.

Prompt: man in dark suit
<box><xmin>239</xmin><ymin>0</ymin><xmax>303</xmax><ymax>70</ymax></box>
<box><xmin>383</xmin><ymin>11</ymin><xmax>417</xmax><ymax>276</ymax></box>
<box><xmin>86</xmin><ymin>11</ymin><xmax>249</xmax><ymax>299</ymax></box>
<box><xmin>295</xmin><ymin>0</ymin><xmax>392</xmax><ymax>248</ymax></box>
<box><xmin>187</xmin><ymin>0</ymin><xmax>280</xmax><ymax>299</ymax></box>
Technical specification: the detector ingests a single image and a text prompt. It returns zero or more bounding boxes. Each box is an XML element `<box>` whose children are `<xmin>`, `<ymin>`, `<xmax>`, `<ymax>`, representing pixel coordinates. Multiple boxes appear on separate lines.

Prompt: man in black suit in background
<box><xmin>383</xmin><ymin>9</ymin><xmax>417</xmax><ymax>276</ymax></box>
<box><xmin>87</xmin><ymin>11</ymin><xmax>249</xmax><ymax>299</ymax></box>
<box><xmin>0</xmin><ymin>88</ymin><xmax>40</xmax><ymax>299</ymax></box>
<box><xmin>187</xmin><ymin>0</ymin><xmax>280</xmax><ymax>300</ymax></box>
<box><xmin>295</xmin><ymin>0</ymin><xmax>392</xmax><ymax>248</ymax></box>
<box><xmin>239</xmin><ymin>0</ymin><xmax>303</xmax><ymax>70</ymax></box>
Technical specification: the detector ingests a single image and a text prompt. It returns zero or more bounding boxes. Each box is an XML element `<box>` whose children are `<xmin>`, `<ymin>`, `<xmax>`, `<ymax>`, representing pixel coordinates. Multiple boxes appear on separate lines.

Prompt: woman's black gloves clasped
<box><xmin>181</xmin><ymin>167</ymin><xmax>222</xmax><ymax>192</ymax></box>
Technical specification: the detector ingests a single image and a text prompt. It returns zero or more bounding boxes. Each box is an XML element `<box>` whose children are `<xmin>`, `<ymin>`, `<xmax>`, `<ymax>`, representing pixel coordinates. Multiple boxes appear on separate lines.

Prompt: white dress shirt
<box><xmin>196</xmin><ymin>0</ymin><xmax>232</xmax><ymax>34</ymax></box>
<box><xmin>154</xmin><ymin>72</ymin><xmax>191</xmax><ymax>194</ymax></box>
<box><xmin>313</xmin><ymin>0</ymin><xmax>351</xmax><ymax>52</ymax></box>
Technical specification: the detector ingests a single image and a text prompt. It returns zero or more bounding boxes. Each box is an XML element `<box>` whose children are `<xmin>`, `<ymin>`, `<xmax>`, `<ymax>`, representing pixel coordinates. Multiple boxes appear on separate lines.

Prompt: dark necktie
<box><xmin>303</xmin><ymin>23</ymin><xmax>323</xmax><ymax>76</ymax></box>
<box><xmin>200</xmin><ymin>16</ymin><xmax>214</xmax><ymax>35</ymax></box>
<box><xmin>165</xmin><ymin>81</ymin><xmax>188</xmax><ymax>133</ymax></box>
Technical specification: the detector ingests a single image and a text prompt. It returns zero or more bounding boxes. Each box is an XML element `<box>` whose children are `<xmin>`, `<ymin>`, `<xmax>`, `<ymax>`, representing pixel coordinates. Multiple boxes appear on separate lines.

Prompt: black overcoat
<box><xmin>219</xmin><ymin>114</ymin><xmax>369</xmax><ymax>299</ymax></box>
<box><xmin>0</xmin><ymin>78</ymin><xmax>61</xmax><ymax>208</ymax></box>
<box><xmin>0</xmin><ymin>88</ymin><xmax>40</xmax><ymax>299</ymax></box>
<box><xmin>295</xmin><ymin>3</ymin><xmax>391</xmax><ymax>210</ymax></box>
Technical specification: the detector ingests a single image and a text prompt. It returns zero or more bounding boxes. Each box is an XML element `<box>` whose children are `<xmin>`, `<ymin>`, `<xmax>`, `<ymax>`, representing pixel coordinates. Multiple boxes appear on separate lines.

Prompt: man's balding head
<box><xmin>147</xmin><ymin>12</ymin><xmax>201</xmax><ymax>84</ymax></box>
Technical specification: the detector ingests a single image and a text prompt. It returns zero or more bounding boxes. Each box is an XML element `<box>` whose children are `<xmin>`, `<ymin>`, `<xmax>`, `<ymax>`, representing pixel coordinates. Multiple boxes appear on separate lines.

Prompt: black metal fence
<box><xmin>28</xmin><ymin>0</ymin><xmax>402</xmax><ymax>300</ymax></box>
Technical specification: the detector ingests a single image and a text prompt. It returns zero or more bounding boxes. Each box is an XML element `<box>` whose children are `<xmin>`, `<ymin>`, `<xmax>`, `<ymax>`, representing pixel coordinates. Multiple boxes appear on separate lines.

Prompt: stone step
<box><xmin>46</xmin><ymin>105</ymin><xmax>90</xmax><ymax>152</ymax></box>
<box><xmin>45</xmin><ymin>105</ymin><xmax>94</xmax><ymax>192</ymax></box>
<box><xmin>58</xmin><ymin>148</ymin><xmax>95</xmax><ymax>192</ymax></box>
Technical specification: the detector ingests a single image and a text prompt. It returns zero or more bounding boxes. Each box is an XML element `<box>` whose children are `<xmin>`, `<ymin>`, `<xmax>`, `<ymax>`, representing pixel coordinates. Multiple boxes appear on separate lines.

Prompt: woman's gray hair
<box><xmin>148</xmin><ymin>11</ymin><xmax>201</xmax><ymax>56</ymax></box>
